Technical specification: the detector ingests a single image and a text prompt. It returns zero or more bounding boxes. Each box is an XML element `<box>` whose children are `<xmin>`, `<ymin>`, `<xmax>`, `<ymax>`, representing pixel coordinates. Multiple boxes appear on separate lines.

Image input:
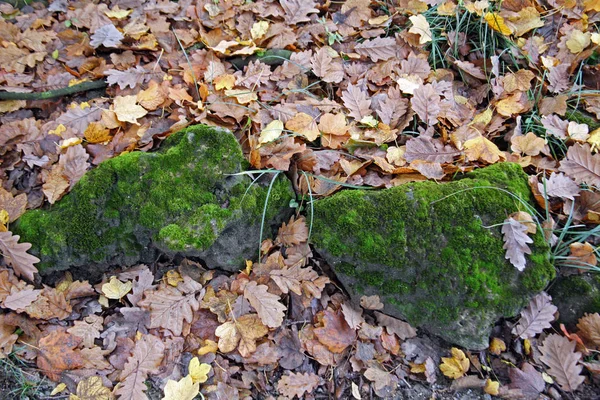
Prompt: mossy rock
<box><xmin>312</xmin><ymin>163</ymin><xmax>555</xmax><ymax>349</ymax></box>
<box><xmin>13</xmin><ymin>125</ymin><xmax>293</xmax><ymax>278</ymax></box>
<box><xmin>548</xmin><ymin>273</ymin><xmax>600</xmax><ymax>327</ymax></box>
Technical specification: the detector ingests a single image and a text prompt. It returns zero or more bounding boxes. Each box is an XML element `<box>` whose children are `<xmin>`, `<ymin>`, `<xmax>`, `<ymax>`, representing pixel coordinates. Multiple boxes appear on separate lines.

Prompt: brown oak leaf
<box><xmin>244</xmin><ymin>281</ymin><xmax>286</xmax><ymax>328</ymax></box>
<box><xmin>37</xmin><ymin>329</ymin><xmax>83</xmax><ymax>381</ymax></box>
<box><xmin>0</xmin><ymin>231</ymin><xmax>39</xmax><ymax>281</ymax></box>
<box><xmin>115</xmin><ymin>334</ymin><xmax>164</xmax><ymax>400</ymax></box>
<box><xmin>314</xmin><ymin>309</ymin><xmax>355</xmax><ymax>353</ymax></box>
<box><xmin>341</xmin><ymin>84</ymin><xmax>372</xmax><ymax>120</ymax></box>
<box><xmin>277</xmin><ymin>372</ymin><xmax>321</xmax><ymax>399</ymax></box>
<box><xmin>539</xmin><ymin>334</ymin><xmax>584</xmax><ymax>392</ymax></box>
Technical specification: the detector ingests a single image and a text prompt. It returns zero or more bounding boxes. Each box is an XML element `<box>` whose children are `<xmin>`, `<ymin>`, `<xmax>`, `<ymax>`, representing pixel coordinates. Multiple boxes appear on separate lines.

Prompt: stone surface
<box><xmin>548</xmin><ymin>273</ymin><xmax>600</xmax><ymax>326</ymax></box>
<box><xmin>14</xmin><ymin>125</ymin><xmax>293</xmax><ymax>278</ymax></box>
<box><xmin>311</xmin><ymin>163</ymin><xmax>555</xmax><ymax>349</ymax></box>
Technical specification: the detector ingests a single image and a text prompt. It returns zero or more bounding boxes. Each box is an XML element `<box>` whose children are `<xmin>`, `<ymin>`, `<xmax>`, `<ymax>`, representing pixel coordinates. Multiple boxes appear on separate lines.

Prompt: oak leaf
<box><xmin>355</xmin><ymin>37</ymin><xmax>398</xmax><ymax>62</ymax></box>
<box><xmin>0</xmin><ymin>314</ymin><xmax>18</xmax><ymax>358</ymax></box>
<box><xmin>360</xmin><ymin>295</ymin><xmax>384</xmax><ymax>310</ymax></box>
<box><xmin>0</xmin><ymin>231</ymin><xmax>39</xmax><ymax>281</ymax></box>
<box><xmin>3</xmin><ymin>287</ymin><xmax>40</xmax><ymax>311</ymax></box>
<box><xmin>541</xmin><ymin>114</ymin><xmax>568</xmax><ymax>139</ymax></box>
<box><xmin>162</xmin><ymin>375</ymin><xmax>199</xmax><ymax>400</ymax></box>
<box><xmin>56</xmin><ymin>105</ymin><xmax>102</xmax><ymax>132</ymax></box>
<box><xmin>244</xmin><ymin>281</ymin><xmax>286</xmax><ymax>328</ymax></box>
<box><xmin>0</xmin><ymin>188</ymin><xmax>27</xmax><ymax>223</ymax></box>
<box><xmin>270</xmin><ymin>264</ymin><xmax>319</xmax><ymax>296</ymax></box>
<box><xmin>26</xmin><ymin>287</ymin><xmax>72</xmax><ymax>320</ymax></box>
<box><xmin>341</xmin><ymin>303</ymin><xmax>365</xmax><ymax>330</ymax></box>
<box><xmin>0</xmin><ymin>44</ymin><xmax>45</xmax><ymax>73</ymax></box>
<box><xmin>105</xmin><ymin>66</ymin><xmax>158</xmax><ymax>90</ymax></box>
<box><xmin>512</xmin><ymin>292</ymin><xmax>557</xmax><ymax>339</ymax></box>
<box><xmin>375</xmin><ymin>311</ymin><xmax>417</xmax><ymax>340</ymax></box>
<box><xmin>539</xmin><ymin>334</ymin><xmax>584</xmax><ymax>392</ymax></box>
<box><xmin>577</xmin><ymin>313</ymin><xmax>600</xmax><ymax>347</ymax></box>
<box><xmin>43</xmin><ymin>165</ymin><xmax>70</xmax><ymax>205</ymax></box>
<box><xmin>60</xmin><ymin>144</ymin><xmax>90</xmax><ymax>189</ymax></box>
<box><xmin>70</xmin><ymin>376</ymin><xmax>112</xmax><ymax>400</ymax></box>
<box><xmin>559</xmin><ymin>144</ymin><xmax>600</xmax><ymax>187</ymax></box>
<box><xmin>341</xmin><ymin>84</ymin><xmax>372</xmax><ymax>120</ymax></box>
<box><xmin>280</xmin><ymin>0</ymin><xmax>319</xmax><ymax>25</ymax></box>
<box><xmin>277</xmin><ymin>372</ymin><xmax>321</xmax><ymax>399</ymax></box>
<box><xmin>411</xmin><ymin>84</ymin><xmax>440</xmax><ymax>126</ymax></box>
<box><xmin>138</xmin><ymin>277</ymin><xmax>204</xmax><ymax>336</ymax></box>
<box><xmin>37</xmin><ymin>329</ymin><xmax>83</xmax><ymax>381</ymax></box>
<box><xmin>90</xmin><ymin>24</ymin><xmax>124</xmax><ymax>48</ymax></box>
<box><xmin>214</xmin><ymin>313</ymin><xmax>268</xmax><ymax>357</ymax></box>
<box><xmin>115</xmin><ymin>334</ymin><xmax>164</xmax><ymax>400</ymax></box>
<box><xmin>440</xmin><ymin>348</ymin><xmax>470</xmax><ymax>379</ymax></box>
<box><xmin>277</xmin><ymin>216</ymin><xmax>308</xmax><ymax>247</ymax></box>
<box><xmin>404</xmin><ymin>136</ymin><xmax>458</xmax><ymax>163</ymax></box>
<box><xmin>508</xmin><ymin>362</ymin><xmax>545</xmax><ymax>399</ymax></box>
<box><xmin>502</xmin><ymin>217</ymin><xmax>533</xmax><ymax>271</ymax></box>
<box><xmin>539</xmin><ymin>172</ymin><xmax>580</xmax><ymax>201</ymax></box>
<box><xmin>67</xmin><ymin>315</ymin><xmax>103</xmax><ymax>348</ymax></box>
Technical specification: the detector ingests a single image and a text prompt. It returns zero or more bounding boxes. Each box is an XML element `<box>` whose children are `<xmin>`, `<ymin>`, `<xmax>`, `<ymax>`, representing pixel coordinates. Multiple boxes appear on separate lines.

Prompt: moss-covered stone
<box><xmin>13</xmin><ymin>125</ymin><xmax>293</xmax><ymax>277</ymax></box>
<box><xmin>548</xmin><ymin>273</ymin><xmax>600</xmax><ymax>326</ymax></box>
<box><xmin>312</xmin><ymin>163</ymin><xmax>555</xmax><ymax>349</ymax></box>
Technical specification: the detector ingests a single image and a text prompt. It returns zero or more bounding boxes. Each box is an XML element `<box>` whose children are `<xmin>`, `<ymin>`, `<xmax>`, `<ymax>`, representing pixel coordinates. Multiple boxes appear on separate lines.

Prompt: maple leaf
<box><xmin>188</xmin><ymin>357</ymin><xmax>211</xmax><ymax>384</ymax></box>
<box><xmin>115</xmin><ymin>334</ymin><xmax>164</xmax><ymax>400</ymax></box>
<box><xmin>539</xmin><ymin>334</ymin><xmax>585</xmax><ymax>392</ymax></box>
<box><xmin>215</xmin><ymin>313</ymin><xmax>268</xmax><ymax>357</ymax></box>
<box><xmin>0</xmin><ymin>231</ymin><xmax>39</xmax><ymax>281</ymax></box>
<box><xmin>90</xmin><ymin>24</ymin><xmax>124</xmax><ymax>48</ymax></box>
<box><xmin>113</xmin><ymin>95</ymin><xmax>148</xmax><ymax>125</ymax></box>
<box><xmin>355</xmin><ymin>37</ymin><xmax>398</xmax><ymax>62</ymax></box>
<box><xmin>411</xmin><ymin>84</ymin><xmax>440</xmax><ymax>126</ymax></box>
<box><xmin>277</xmin><ymin>372</ymin><xmax>321</xmax><ymax>399</ymax></box>
<box><xmin>503</xmin><ymin>70</ymin><xmax>536</xmax><ymax>93</ymax></box>
<box><xmin>102</xmin><ymin>276</ymin><xmax>132</xmax><ymax>300</ymax></box>
<box><xmin>244</xmin><ymin>281</ymin><xmax>286</xmax><ymax>328</ymax></box>
<box><xmin>285</xmin><ymin>113</ymin><xmax>320</xmax><ymax>142</ymax></box>
<box><xmin>364</xmin><ymin>366</ymin><xmax>399</xmax><ymax>395</ymax></box>
<box><xmin>512</xmin><ymin>292</ymin><xmax>557</xmax><ymax>339</ymax></box>
<box><xmin>138</xmin><ymin>277</ymin><xmax>204</xmax><ymax>336</ymax></box>
<box><xmin>162</xmin><ymin>375</ymin><xmax>199</xmax><ymax>400</ymax></box>
<box><xmin>559</xmin><ymin>143</ymin><xmax>600</xmax><ymax>187</ymax></box>
<box><xmin>280</xmin><ymin>0</ymin><xmax>319</xmax><ymax>25</ymax></box>
<box><xmin>341</xmin><ymin>84</ymin><xmax>372</xmax><ymax>120</ymax></box>
<box><xmin>439</xmin><ymin>347</ymin><xmax>470</xmax><ymax>379</ymax></box>
<box><xmin>502</xmin><ymin>217</ymin><xmax>533</xmax><ymax>271</ymax></box>
<box><xmin>277</xmin><ymin>216</ymin><xmax>308</xmax><ymax>247</ymax></box>
<box><xmin>37</xmin><ymin>329</ymin><xmax>83</xmax><ymax>381</ymax></box>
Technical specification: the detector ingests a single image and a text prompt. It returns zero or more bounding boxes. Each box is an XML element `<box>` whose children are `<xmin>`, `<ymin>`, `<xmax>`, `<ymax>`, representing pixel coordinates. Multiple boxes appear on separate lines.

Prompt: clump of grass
<box><xmin>0</xmin><ymin>354</ymin><xmax>50</xmax><ymax>399</ymax></box>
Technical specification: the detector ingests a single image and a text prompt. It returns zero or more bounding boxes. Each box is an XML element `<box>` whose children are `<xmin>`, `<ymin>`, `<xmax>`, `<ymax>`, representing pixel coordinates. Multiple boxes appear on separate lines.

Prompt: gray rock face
<box><xmin>13</xmin><ymin>125</ymin><xmax>293</xmax><ymax>279</ymax></box>
<box><xmin>311</xmin><ymin>163</ymin><xmax>555</xmax><ymax>349</ymax></box>
<box><xmin>549</xmin><ymin>273</ymin><xmax>600</xmax><ymax>326</ymax></box>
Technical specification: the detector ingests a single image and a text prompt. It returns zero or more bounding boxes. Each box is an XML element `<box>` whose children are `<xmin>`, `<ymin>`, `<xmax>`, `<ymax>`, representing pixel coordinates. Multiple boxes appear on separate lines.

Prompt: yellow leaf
<box><xmin>484</xmin><ymin>379</ymin><xmax>500</xmax><ymax>395</ymax></box>
<box><xmin>84</xmin><ymin>122</ymin><xmax>112</xmax><ymax>144</ymax></box>
<box><xmin>464</xmin><ymin>136</ymin><xmax>505</xmax><ymax>164</ymax></box>
<box><xmin>592</xmin><ymin>33</ymin><xmax>600</xmax><ymax>45</ymax></box>
<box><xmin>587</xmin><ymin>127</ymin><xmax>600</xmax><ymax>151</ymax></box>
<box><xmin>113</xmin><ymin>95</ymin><xmax>148</xmax><ymax>125</ymax></box>
<box><xmin>489</xmin><ymin>337</ymin><xmax>506</xmax><ymax>355</ymax></box>
<box><xmin>251</xmin><ymin>21</ymin><xmax>269</xmax><ymax>40</ymax></box>
<box><xmin>101</xmin><ymin>276</ymin><xmax>132</xmax><ymax>300</ymax></box>
<box><xmin>285</xmin><ymin>112</ymin><xmax>320</xmax><ymax>141</ymax></box>
<box><xmin>408</xmin><ymin>15</ymin><xmax>432</xmax><ymax>44</ymax></box>
<box><xmin>470</xmin><ymin>108</ymin><xmax>493</xmax><ymax>127</ymax></box>
<box><xmin>51</xmin><ymin>383</ymin><xmax>67</xmax><ymax>396</ymax></box>
<box><xmin>224</xmin><ymin>89</ymin><xmax>258</xmax><ymax>104</ymax></box>
<box><xmin>165</xmin><ymin>270</ymin><xmax>183</xmax><ymax>287</ymax></box>
<box><xmin>511</xmin><ymin>132</ymin><xmax>546</xmax><ymax>156</ymax></box>
<box><xmin>137</xmin><ymin>81</ymin><xmax>166</xmax><ymax>111</ymax></box>
<box><xmin>524</xmin><ymin>338</ymin><xmax>531</xmax><ymax>355</ymax></box>
<box><xmin>188</xmin><ymin>357</ymin><xmax>211</xmax><ymax>384</ymax></box>
<box><xmin>503</xmin><ymin>70</ymin><xmax>535</xmax><ymax>93</ymax></box>
<box><xmin>507</xmin><ymin>7</ymin><xmax>544</xmax><ymax>37</ymax></box>
<box><xmin>509</xmin><ymin>211</ymin><xmax>536</xmax><ymax>234</ymax></box>
<box><xmin>50</xmin><ymin>124</ymin><xmax>66</xmax><ymax>137</ymax></box>
<box><xmin>439</xmin><ymin>347</ymin><xmax>470</xmax><ymax>379</ymax></box>
<box><xmin>566</xmin><ymin>30</ymin><xmax>591</xmax><ymax>54</ymax></box>
<box><xmin>258</xmin><ymin>120</ymin><xmax>284</xmax><ymax>145</ymax></box>
<box><xmin>214</xmin><ymin>74</ymin><xmax>236</xmax><ymax>91</ymax></box>
<box><xmin>104</xmin><ymin>6</ymin><xmax>132</xmax><ymax>19</ymax></box>
<box><xmin>162</xmin><ymin>375</ymin><xmax>199</xmax><ymax>400</ymax></box>
<box><xmin>98</xmin><ymin>295</ymin><xmax>109</xmax><ymax>308</ymax></box>
<box><xmin>585</xmin><ymin>0</ymin><xmax>600</xmax><ymax>11</ymax></box>
<box><xmin>70</xmin><ymin>376</ymin><xmax>112</xmax><ymax>400</ymax></box>
<box><xmin>0</xmin><ymin>100</ymin><xmax>25</xmax><ymax>113</ymax></box>
<box><xmin>496</xmin><ymin>93</ymin><xmax>525</xmax><ymax>117</ymax></box>
<box><xmin>484</xmin><ymin>12</ymin><xmax>513</xmax><ymax>36</ymax></box>
<box><xmin>60</xmin><ymin>137</ymin><xmax>83</xmax><ymax>149</ymax></box>
<box><xmin>0</xmin><ymin>210</ymin><xmax>8</xmax><ymax>226</ymax></box>
<box><xmin>197</xmin><ymin>339</ymin><xmax>218</xmax><ymax>356</ymax></box>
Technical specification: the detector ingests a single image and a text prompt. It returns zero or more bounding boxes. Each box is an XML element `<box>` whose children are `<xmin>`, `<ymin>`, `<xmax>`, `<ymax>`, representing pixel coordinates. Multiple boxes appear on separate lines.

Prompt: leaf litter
<box><xmin>0</xmin><ymin>0</ymin><xmax>599</xmax><ymax>398</ymax></box>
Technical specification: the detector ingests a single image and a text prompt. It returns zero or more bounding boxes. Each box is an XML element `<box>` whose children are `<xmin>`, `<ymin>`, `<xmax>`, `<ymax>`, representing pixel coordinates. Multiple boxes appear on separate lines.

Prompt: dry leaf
<box><xmin>90</xmin><ymin>24</ymin><xmax>123</xmax><ymax>48</ymax></box>
<box><xmin>259</xmin><ymin>120</ymin><xmax>284</xmax><ymax>145</ymax></box>
<box><xmin>512</xmin><ymin>292</ymin><xmax>557</xmax><ymax>339</ymax></box>
<box><xmin>314</xmin><ymin>309</ymin><xmax>355</xmax><ymax>353</ymax></box>
<box><xmin>101</xmin><ymin>276</ymin><xmax>132</xmax><ymax>300</ymax></box>
<box><xmin>0</xmin><ymin>189</ymin><xmax>27</xmax><ymax>223</ymax></box>
<box><xmin>115</xmin><ymin>334</ymin><xmax>164</xmax><ymax>400</ymax></box>
<box><xmin>411</xmin><ymin>84</ymin><xmax>441</xmax><ymax>126</ymax></box>
<box><xmin>511</xmin><ymin>132</ymin><xmax>546</xmax><ymax>156</ymax></box>
<box><xmin>188</xmin><ymin>357</ymin><xmax>211</xmax><ymax>384</ymax></box>
<box><xmin>244</xmin><ymin>281</ymin><xmax>286</xmax><ymax>328</ymax></box>
<box><xmin>285</xmin><ymin>113</ymin><xmax>320</xmax><ymax>142</ymax></box>
<box><xmin>162</xmin><ymin>375</ymin><xmax>199</xmax><ymax>400</ymax></box>
<box><xmin>355</xmin><ymin>37</ymin><xmax>398</xmax><ymax>62</ymax></box>
<box><xmin>215</xmin><ymin>313</ymin><xmax>268</xmax><ymax>357</ymax></box>
<box><xmin>3</xmin><ymin>287</ymin><xmax>41</xmax><ymax>311</ymax></box>
<box><xmin>464</xmin><ymin>136</ymin><xmax>504</xmax><ymax>164</ymax></box>
<box><xmin>277</xmin><ymin>216</ymin><xmax>309</xmax><ymax>247</ymax></box>
<box><xmin>341</xmin><ymin>84</ymin><xmax>372</xmax><ymax>120</ymax></box>
<box><xmin>559</xmin><ymin>144</ymin><xmax>600</xmax><ymax>187</ymax></box>
<box><xmin>277</xmin><ymin>372</ymin><xmax>321</xmax><ymax>399</ymax></box>
<box><xmin>539</xmin><ymin>334</ymin><xmax>584</xmax><ymax>392</ymax></box>
<box><xmin>113</xmin><ymin>95</ymin><xmax>148</xmax><ymax>125</ymax></box>
<box><xmin>37</xmin><ymin>329</ymin><xmax>83</xmax><ymax>380</ymax></box>
<box><xmin>360</xmin><ymin>295</ymin><xmax>384</xmax><ymax>310</ymax></box>
<box><xmin>408</xmin><ymin>15</ymin><xmax>432</xmax><ymax>44</ymax></box>
<box><xmin>280</xmin><ymin>0</ymin><xmax>319</xmax><ymax>25</ymax></box>
<box><xmin>439</xmin><ymin>347</ymin><xmax>470</xmax><ymax>379</ymax></box>
<box><xmin>502</xmin><ymin>217</ymin><xmax>533</xmax><ymax>271</ymax></box>
<box><xmin>539</xmin><ymin>172</ymin><xmax>580</xmax><ymax>201</ymax></box>
<box><xmin>70</xmin><ymin>376</ymin><xmax>112</xmax><ymax>400</ymax></box>
<box><xmin>43</xmin><ymin>166</ymin><xmax>70</xmax><ymax>205</ymax></box>
<box><xmin>375</xmin><ymin>311</ymin><xmax>417</xmax><ymax>340</ymax></box>
<box><xmin>0</xmin><ymin>231</ymin><xmax>40</xmax><ymax>281</ymax></box>
<box><xmin>577</xmin><ymin>313</ymin><xmax>600</xmax><ymax>347</ymax></box>
<box><xmin>508</xmin><ymin>362</ymin><xmax>545</xmax><ymax>399</ymax></box>
<box><xmin>568</xmin><ymin>242</ymin><xmax>597</xmax><ymax>268</ymax></box>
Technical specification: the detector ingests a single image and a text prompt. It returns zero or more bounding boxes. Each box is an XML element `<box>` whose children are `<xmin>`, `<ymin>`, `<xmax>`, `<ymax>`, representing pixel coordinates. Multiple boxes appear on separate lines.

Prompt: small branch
<box><xmin>0</xmin><ymin>80</ymin><xmax>107</xmax><ymax>101</ymax></box>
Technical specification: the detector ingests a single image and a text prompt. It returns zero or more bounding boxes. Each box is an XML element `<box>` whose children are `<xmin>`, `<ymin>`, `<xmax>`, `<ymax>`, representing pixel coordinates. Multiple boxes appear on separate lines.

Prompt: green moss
<box><xmin>549</xmin><ymin>274</ymin><xmax>600</xmax><ymax>326</ymax></box>
<box><xmin>13</xmin><ymin>125</ymin><xmax>293</xmax><ymax>273</ymax></box>
<box><xmin>312</xmin><ymin>163</ymin><xmax>555</xmax><ymax>339</ymax></box>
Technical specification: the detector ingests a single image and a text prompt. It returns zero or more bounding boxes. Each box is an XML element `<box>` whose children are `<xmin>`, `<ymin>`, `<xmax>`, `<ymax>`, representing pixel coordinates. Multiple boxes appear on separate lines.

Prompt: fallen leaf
<box><xmin>259</xmin><ymin>120</ymin><xmax>284</xmax><ymax>145</ymax></box>
<box><xmin>568</xmin><ymin>242</ymin><xmax>597</xmax><ymax>268</ymax></box>
<box><xmin>539</xmin><ymin>334</ymin><xmax>584</xmax><ymax>392</ymax></box>
<box><xmin>285</xmin><ymin>113</ymin><xmax>320</xmax><ymax>142</ymax></box>
<box><xmin>113</xmin><ymin>95</ymin><xmax>148</xmax><ymax>125</ymax></box>
<box><xmin>341</xmin><ymin>84</ymin><xmax>372</xmax><ymax>120</ymax></box>
<box><xmin>314</xmin><ymin>309</ymin><xmax>355</xmax><ymax>353</ymax></box>
<box><xmin>244</xmin><ymin>281</ymin><xmax>286</xmax><ymax>328</ymax></box>
<box><xmin>115</xmin><ymin>334</ymin><xmax>164</xmax><ymax>400</ymax></box>
<box><xmin>360</xmin><ymin>295</ymin><xmax>384</xmax><ymax>310</ymax></box>
<box><xmin>90</xmin><ymin>24</ymin><xmax>124</xmax><ymax>48</ymax></box>
<box><xmin>0</xmin><ymin>189</ymin><xmax>27</xmax><ymax>223</ymax></box>
<box><xmin>277</xmin><ymin>372</ymin><xmax>321</xmax><ymax>399</ymax></box>
<box><xmin>215</xmin><ymin>313</ymin><xmax>268</xmax><ymax>357</ymax></box>
<box><xmin>67</xmin><ymin>315</ymin><xmax>103</xmax><ymax>348</ymax></box>
<box><xmin>464</xmin><ymin>136</ymin><xmax>504</xmax><ymax>164</ymax></box>
<box><xmin>484</xmin><ymin>379</ymin><xmax>500</xmax><ymax>395</ymax></box>
<box><xmin>566</xmin><ymin>30</ymin><xmax>591</xmax><ymax>54</ymax></box>
<box><xmin>162</xmin><ymin>375</ymin><xmax>199</xmax><ymax>400</ymax></box>
<box><xmin>408</xmin><ymin>15</ymin><xmax>432</xmax><ymax>44</ymax></box>
<box><xmin>277</xmin><ymin>215</ymin><xmax>309</xmax><ymax>247</ymax></box>
<box><xmin>508</xmin><ymin>362</ymin><xmax>545</xmax><ymax>399</ymax></box>
<box><xmin>489</xmin><ymin>337</ymin><xmax>506</xmax><ymax>355</ymax></box>
<box><xmin>539</xmin><ymin>172</ymin><xmax>580</xmax><ymax>201</ymax></box>
<box><xmin>512</xmin><ymin>292</ymin><xmax>557</xmax><ymax>339</ymax></box>
<box><xmin>43</xmin><ymin>166</ymin><xmax>70</xmax><ymax>205</ymax></box>
<box><xmin>439</xmin><ymin>347</ymin><xmax>470</xmax><ymax>379</ymax></box>
<box><xmin>577</xmin><ymin>313</ymin><xmax>600</xmax><ymax>347</ymax></box>
<box><xmin>375</xmin><ymin>312</ymin><xmax>417</xmax><ymax>340</ymax></box>
<box><xmin>341</xmin><ymin>303</ymin><xmax>365</xmax><ymax>330</ymax></box>
<box><xmin>70</xmin><ymin>376</ymin><xmax>112</xmax><ymax>400</ymax></box>
<box><xmin>502</xmin><ymin>217</ymin><xmax>533</xmax><ymax>271</ymax></box>
<box><xmin>280</xmin><ymin>0</ymin><xmax>319</xmax><ymax>25</ymax></box>
<box><xmin>355</xmin><ymin>37</ymin><xmax>398</xmax><ymax>62</ymax></box>
<box><xmin>0</xmin><ymin>231</ymin><xmax>39</xmax><ymax>281</ymax></box>
<box><xmin>559</xmin><ymin>144</ymin><xmax>600</xmax><ymax>187</ymax></box>
<box><xmin>411</xmin><ymin>84</ymin><xmax>441</xmax><ymax>126</ymax></box>
<box><xmin>484</xmin><ymin>12</ymin><xmax>513</xmax><ymax>35</ymax></box>
<box><xmin>188</xmin><ymin>357</ymin><xmax>211</xmax><ymax>384</ymax></box>
<box><xmin>37</xmin><ymin>329</ymin><xmax>83</xmax><ymax>380</ymax></box>
<box><xmin>511</xmin><ymin>132</ymin><xmax>546</xmax><ymax>156</ymax></box>
<box><xmin>3</xmin><ymin>287</ymin><xmax>41</xmax><ymax>311</ymax></box>
<box><xmin>101</xmin><ymin>276</ymin><xmax>132</xmax><ymax>300</ymax></box>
